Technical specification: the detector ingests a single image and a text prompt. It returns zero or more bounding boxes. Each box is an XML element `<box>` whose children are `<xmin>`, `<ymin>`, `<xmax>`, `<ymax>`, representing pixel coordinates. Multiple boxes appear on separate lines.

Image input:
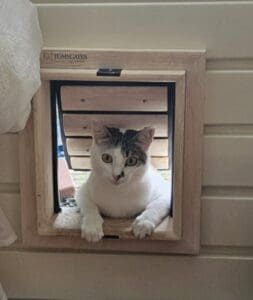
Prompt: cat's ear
<box><xmin>135</xmin><ymin>127</ymin><xmax>155</xmax><ymax>151</ymax></box>
<box><xmin>91</xmin><ymin>122</ymin><xmax>111</xmax><ymax>145</ymax></box>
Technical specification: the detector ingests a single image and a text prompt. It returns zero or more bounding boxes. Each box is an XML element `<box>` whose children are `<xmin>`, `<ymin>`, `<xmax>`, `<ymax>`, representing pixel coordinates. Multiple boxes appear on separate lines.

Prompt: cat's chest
<box><xmin>89</xmin><ymin>180</ymin><xmax>151</xmax><ymax>218</ymax></box>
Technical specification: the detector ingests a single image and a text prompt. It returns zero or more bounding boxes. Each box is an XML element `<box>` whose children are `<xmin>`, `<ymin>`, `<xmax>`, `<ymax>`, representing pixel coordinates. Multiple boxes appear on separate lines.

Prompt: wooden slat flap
<box><xmin>61</xmin><ymin>85</ymin><xmax>168</xmax><ymax>112</ymax></box>
<box><xmin>63</xmin><ymin>114</ymin><xmax>168</xmax><ymax>137</ymax></box>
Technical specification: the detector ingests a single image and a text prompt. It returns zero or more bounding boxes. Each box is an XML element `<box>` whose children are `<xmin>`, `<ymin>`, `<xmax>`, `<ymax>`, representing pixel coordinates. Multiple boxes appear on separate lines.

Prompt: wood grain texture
<box><xmin>67</xmin><ymin>137</ymin><xmax>169</xmax><ymax>156</ymax></box>
<box><xmin>41</xmin><ymin>68</ymin><xmax>185</xmax><ymax>81</ymax></box>
<box><xmin>63</xmin><ymin>114</ymin><xmax>168</xmax><ymax>137</ymax></box>
<box><xmin>61</xmin><ymin>85</ymin><xmax>168</xmax><ymax>112</ymax></box>
<box><xmin>205</xmin><ymin>71</ymin><xmax>253</xmax><ymax>124</ymax></box>
<box><xmin>70</xmin><ymin>156</ymin><xmax>169</xmax><ymax>170</ymax></box>
<box><xmin>203</xmin><ymin>136</ymin><xmax>253</xmax><ymax>186</ymax></box>
<box><xmin>52</xmin><ymin>210</ymin><xmax>176</xmax><ymax>240</ymax></box>
<box><xmin>19</xmin><ymin>116</ymin><xmax>38</xmax><ymax>245</ymax></box>
<box><xmin>172</xmin><ymin>74</ymin><xmax>185</xmax><ymax>238</ymax></box>
<box><xmin>33</xmin><ymin>82</ymin><xmax>55</xmax><ymax>230</ymax></box>
<box><xmin>0</xmin><ymin>134</ymin><xmax>19</xmax><ymax>184</ymax></box>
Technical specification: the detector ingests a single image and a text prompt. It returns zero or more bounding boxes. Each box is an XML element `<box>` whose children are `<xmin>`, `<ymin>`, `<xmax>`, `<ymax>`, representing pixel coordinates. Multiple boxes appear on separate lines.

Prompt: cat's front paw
<box><xmin>132</xmin><ymin>215</ymin><xmax>155</xmax><ymax>239</ymax></box>
<box><xmin>81</xmin><ymin>217</ymin><xmax>104</xmax><ymax>242</ymax></box>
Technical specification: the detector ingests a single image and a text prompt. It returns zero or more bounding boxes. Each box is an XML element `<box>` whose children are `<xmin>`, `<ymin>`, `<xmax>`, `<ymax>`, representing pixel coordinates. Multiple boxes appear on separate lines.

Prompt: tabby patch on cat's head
<box><xmin>92</xmin><ymin>122</ymin><xmax>155</xmax><ymax>165</ymax></box>
<box><xmin>91</xmin><ymin>122</ymin><xmax>155</xmax><ymax>185</ymax></box>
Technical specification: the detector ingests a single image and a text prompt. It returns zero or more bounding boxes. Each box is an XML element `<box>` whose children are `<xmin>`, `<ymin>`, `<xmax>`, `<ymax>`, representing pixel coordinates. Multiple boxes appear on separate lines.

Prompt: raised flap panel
<box><xmin>61</xmin><ymin>86</ymin><xmax>168</xmax><ymax>112</ymax></box>
<box><xmin>63</xmin><ymin>114</ymin><xmax>168</xmax><ymax>137</ymax></box>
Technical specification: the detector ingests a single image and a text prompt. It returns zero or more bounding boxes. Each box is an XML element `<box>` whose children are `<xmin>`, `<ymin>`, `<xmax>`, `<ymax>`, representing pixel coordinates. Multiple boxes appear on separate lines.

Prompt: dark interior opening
<box><xmin>50</xmin><ymin>80</ymin><xmax>175</xmax><ymax>217</ymax></box>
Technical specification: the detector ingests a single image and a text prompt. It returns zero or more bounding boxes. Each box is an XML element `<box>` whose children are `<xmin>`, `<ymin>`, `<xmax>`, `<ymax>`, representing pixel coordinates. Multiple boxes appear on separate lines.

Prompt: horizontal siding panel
<box><xmin>63</xmin><ymin>114</ymin><xmax>168</xmax><ymax>137</ymax></box>
<box><xmin>1</xmin><ymin>251</ymin><xmax>253</xmax><ymax>300</ymax></box>
<box><xmin>0</xmin><ymin>134</ymin><xmax>19</xmax><ymax>184</ymax></box>
<box><xmin>0</xmin><ymin>183</ymin><xmax>19</xmax><ymax>194</ymax></box>
<box><xmin>70</xmin><ymin>156</ymin><xmax>169</xmax><ymax>170</ymax></box>
<box><xmin>201</xmin><ymin>197</ymin><xmax>253</xmax><ymax>247</ymax></box>
<box><xmin>67</xmin><ymin>138</ymin><xmax>169</xmax><ymax>156</ymax></box>
<box><xmin>38</xmin><ymin>3</ymin><xmax>253</xmax><ymax>58</ymax></box>
<box><xmin>61</xmin><ymin>85</ymin><xmax>168</xmax><ymax>112</ymax></box>
<box><xmin>203</xmin><ymin>136</ymin><xmax>253</xmax><ymax>186</ymax></box>
<box><xmin>205</xmin><ymin>72</ymin><xmax>253</xmax><ymax>124</ymax></box>
<box><xmin>0</xmin><ymin>194</ymin><xmax>21</xmax><ymax>240</ymax></box>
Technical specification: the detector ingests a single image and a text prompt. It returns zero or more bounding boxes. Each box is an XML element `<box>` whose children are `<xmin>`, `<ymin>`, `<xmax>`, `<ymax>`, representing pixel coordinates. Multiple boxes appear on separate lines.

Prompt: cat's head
<box><xmin>90</xmin><ymin>123</ymin><xmax>155</xmax><ymax>186</ymax></box>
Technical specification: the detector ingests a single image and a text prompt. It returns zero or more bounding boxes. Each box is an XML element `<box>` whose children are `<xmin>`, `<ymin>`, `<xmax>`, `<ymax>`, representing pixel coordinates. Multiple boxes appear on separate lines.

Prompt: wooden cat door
<box><xmin>20</xmin><ymin>49</ymin><xmax>205</xmax><ymax>254</ymax></box>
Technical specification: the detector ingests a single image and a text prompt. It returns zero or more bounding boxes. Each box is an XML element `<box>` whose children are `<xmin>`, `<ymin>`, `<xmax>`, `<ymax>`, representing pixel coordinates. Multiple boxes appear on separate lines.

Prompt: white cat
<box><xmin>76</xmin><ymin>123</ymin><xmax>171</xmax><ymax>242</ymax></box>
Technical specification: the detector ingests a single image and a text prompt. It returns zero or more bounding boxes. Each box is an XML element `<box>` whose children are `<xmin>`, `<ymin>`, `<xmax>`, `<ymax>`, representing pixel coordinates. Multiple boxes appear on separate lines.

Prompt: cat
<box><xmin>75</xmin><ymin>123</ymin><xmax>171</xmax><ymax>242</ymax></box>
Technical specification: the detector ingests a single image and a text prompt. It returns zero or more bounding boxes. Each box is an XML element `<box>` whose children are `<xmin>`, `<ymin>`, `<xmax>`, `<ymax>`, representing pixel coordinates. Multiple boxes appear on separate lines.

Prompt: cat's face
<box><xmin>90</xmin><ymin>124</ymin><xmax>155</xmax><ymax>186</ymax></box>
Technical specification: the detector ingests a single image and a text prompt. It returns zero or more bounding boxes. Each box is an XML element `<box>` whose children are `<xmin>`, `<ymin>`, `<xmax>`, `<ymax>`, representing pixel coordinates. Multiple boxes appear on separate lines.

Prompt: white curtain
<box><xmin>0</xmin><ymin>208</ymin><xmax>17</xmax><ymax>247</ymax></box>
<box><xmin>0</xmin><ymin>0</ymin><xmax>43</xmax><ymax>134</ymax></box>
<box><xmin>0</xmin><ymin>283</ymin><xmax>7</xmax><ymax>300</ymax></box>
<box><xmin>0</xmin><ymin>209</ymin><xmax>15</xmax><ymax>300</ymax></box>
<box><xmin>0</xmin><ymin>1</ymin><xmax>43</xmax><ymax>298</ymax></box>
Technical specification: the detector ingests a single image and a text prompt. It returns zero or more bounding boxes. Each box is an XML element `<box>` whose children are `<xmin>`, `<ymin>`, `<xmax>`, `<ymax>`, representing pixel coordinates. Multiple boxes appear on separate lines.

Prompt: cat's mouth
<box><xmin>113</xmin><ymin>181</ymin><xmax>122</xmax><ymax>185</ymax></box>
<box><xmin>109</xmin><ymin>178</ymin><xmax>125</xmax><ymax>186</ymax></box>
<box><xmin>110</xmin><ymin>174</ymin><xmax>126</xmax><ymax>185</ymax></box>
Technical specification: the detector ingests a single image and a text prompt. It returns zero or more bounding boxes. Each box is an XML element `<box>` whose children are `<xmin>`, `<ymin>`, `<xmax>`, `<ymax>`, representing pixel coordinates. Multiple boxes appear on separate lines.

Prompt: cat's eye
<box><xmin>102</xmin><ymin>153</ymin><xmax>113</xmax><ymax>163</ymax></box>
<box><xmin>125</xmin><ymin>156</ymin><xmax>138</xmax><ymax>167</ymax></box>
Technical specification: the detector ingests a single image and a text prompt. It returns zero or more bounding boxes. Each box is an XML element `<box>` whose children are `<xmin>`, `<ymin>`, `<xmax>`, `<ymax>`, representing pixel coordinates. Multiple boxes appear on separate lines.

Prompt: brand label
<box><xmin>41</xmin><ymin>50</ymin><xmax>88</xmax><ymax>67</ymax></box>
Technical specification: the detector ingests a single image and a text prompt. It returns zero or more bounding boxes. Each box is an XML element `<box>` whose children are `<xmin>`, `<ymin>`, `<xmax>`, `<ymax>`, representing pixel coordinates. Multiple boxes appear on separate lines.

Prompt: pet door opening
<box><xmin>51</xmin><ymin>80</ymin><xmax>175</xmax><ymax>240</ymax></box>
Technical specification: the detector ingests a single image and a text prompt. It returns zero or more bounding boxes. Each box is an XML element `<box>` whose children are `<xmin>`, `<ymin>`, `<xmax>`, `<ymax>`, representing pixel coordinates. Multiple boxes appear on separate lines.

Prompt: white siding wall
<box><xmin>0</xmin><ymin>1</ymin><xmax>253</xmax><ymax>299</ymax></box>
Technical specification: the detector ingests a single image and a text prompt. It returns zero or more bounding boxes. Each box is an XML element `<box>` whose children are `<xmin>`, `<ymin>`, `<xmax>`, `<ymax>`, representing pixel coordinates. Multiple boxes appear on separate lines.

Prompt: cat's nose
<box><xmin>113</xmin><ymin>174</ymin><xmax>121</xmax><ymax>182</ymax></box>
<box><xmin>113</xmin><ymin>171</ymin><xmax>124</xmax><ymax>182</ymax></box>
